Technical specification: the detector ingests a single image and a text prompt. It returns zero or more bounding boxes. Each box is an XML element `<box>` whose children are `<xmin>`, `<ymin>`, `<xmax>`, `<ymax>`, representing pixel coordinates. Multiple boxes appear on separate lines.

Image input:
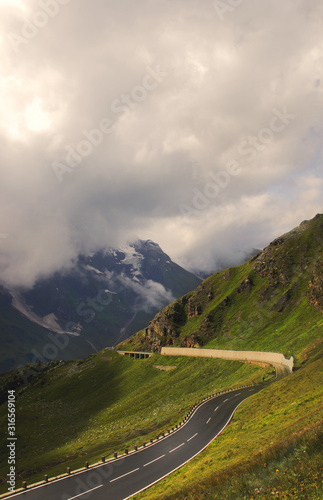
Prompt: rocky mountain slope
<box><xmin>119</xmin><ymin>214</ymin><xmax>323</xmax><ymax>361</ymax></box>
<box><xmin>0</xmin><ymin>240</ymin><xmax>201</xmax><ymax>373</ymax></box>
<box><xmin>0</xmin><ymin>216</ymin><xmax>322</xmax><ymax>498</ymax></box>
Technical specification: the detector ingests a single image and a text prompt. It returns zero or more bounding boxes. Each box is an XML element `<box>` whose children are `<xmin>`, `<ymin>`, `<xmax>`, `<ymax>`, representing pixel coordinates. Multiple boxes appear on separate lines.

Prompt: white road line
<box><xmin>8</xmin><ymin>386</ymin><xmax>261</xmax><ymax>500</ymax></box>
<box><xmin>249</xmin><ymin>389</ymin><xmax>255</xmax><ymax>391</ymax></box>
<box><xmin>67</xmin><ymin>485</ymin><xmax>103</xmax><ymax>499</ymax></box>
<box><xmin>143</xmin><ymin>455</ymin><xmax>165</xmax><ymax>467</ymax></box>
<box><xmin>124</xmin><ymin>395</ymin><xmax>254</xmax><ymax>500</ymax></box>
<box><xmin>214</xmin><ymin>406</ymin><xmax>219</xmax><ymax>412</ymax></box>
<box><xmin>235</xmin><ymin>393</ymin><xmax>241</xmax><ymax>396</ymax></box>
<box><xmin>223</xmin><ymin>398</ymin><xmax>229</xmax><ymax>402</ymax></box>
<box><xmin>187</xmin><ymin>433</ymin><xmax>198</xmax><ymax>442</ymax></box>
<box><xmin>169</xmin><ymin>442</ymin><xmax>185</xmax><ymax>453</ymax></box>
<box><xmin>110</xmin><ymin>468</ymin><xmax>140</xmax><ymax>483</ymax></box>
<box><xmin>206</xmin><ymin>417</ymin><xmax>211</xmax><ymax>424</ymax></box>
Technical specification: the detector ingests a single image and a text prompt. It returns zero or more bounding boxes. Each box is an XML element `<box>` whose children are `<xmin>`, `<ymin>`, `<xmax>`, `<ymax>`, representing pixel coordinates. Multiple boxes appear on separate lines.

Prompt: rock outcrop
<box><xmin>118</xmin><ymin>214</ymin><xmax>323</xmax><ymax>355</ymax></box>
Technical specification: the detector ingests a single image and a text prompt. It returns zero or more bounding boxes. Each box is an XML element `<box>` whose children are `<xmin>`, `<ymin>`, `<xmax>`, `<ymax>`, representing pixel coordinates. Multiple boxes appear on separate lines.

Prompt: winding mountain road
<box><xmin>9</xmin><ymin>384</ymin><xmax>266</xmax><ymax>500</ymax></box>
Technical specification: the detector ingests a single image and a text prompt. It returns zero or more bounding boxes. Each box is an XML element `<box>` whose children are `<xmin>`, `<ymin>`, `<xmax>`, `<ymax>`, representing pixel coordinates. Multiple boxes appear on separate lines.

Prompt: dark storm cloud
<box><xmin>0</xmin><ymin>0</ymin><xmax>322</xmax><ymax>286</ymax></box>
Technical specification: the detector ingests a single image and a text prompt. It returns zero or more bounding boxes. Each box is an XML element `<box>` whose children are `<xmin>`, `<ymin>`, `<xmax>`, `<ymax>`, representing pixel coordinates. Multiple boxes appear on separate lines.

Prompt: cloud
<box><xmin>0</xmin><ymin>0</ymin><xmax>322</xmax><ymax>287</ymax></box>
<box><xmin>118</xmin><ymin>276</ymin><xmax>175</xmax><ymax>313</ymax></box>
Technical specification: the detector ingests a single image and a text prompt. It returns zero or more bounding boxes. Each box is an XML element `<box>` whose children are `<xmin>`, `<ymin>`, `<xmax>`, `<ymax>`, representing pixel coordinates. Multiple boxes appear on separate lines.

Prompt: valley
<box><xmin>0</xmin><ymin>214</ymin><xmax>322</xmax><ymax>499</ymax></box>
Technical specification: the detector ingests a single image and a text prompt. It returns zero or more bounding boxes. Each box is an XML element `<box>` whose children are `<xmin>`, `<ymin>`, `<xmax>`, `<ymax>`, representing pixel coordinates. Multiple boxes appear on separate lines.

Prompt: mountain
<box><xmin>0</xmin><ymin>240</ymin><xmax>201</xmax><ymax>373</ymax></box>
<box><xmin>0</xmin><ymin>216</ymin><xmax>322</xmax><ymax>498</ymax></box>
<box><xmin>119</xmin><ymin>214</ymin><xmax>323</xmax><ymax>358</ymax></box>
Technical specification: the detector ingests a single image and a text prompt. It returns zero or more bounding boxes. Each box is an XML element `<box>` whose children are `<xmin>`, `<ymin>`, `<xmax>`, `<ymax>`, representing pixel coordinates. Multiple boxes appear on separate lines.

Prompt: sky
<box><xmin>0</xmin><ymin>0</ymin><xmax>322</xmax><ymax>288</ymax></box>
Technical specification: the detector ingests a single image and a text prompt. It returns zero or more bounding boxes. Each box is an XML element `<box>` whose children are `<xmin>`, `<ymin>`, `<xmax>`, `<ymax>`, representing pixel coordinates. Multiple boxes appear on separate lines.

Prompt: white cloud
<box><xmin>118</xmin><ymin>276</ymin><xmax>175</xmax><ymax>313</ymax></box>
<box><xmin>0</xmin><ymin>0</ymin><xmax>322</xmax><ymax>288</ymax></box>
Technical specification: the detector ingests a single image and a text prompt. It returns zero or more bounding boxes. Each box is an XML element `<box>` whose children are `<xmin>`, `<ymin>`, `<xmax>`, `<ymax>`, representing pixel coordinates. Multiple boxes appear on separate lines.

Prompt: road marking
<box><xmin>169</xmin><ymin>442</ymin><xmax>185</xmax><ymax>453</ymax></box>
<box><xmin>143</xmin><ymin>455</ymin><xmax>165</xmax><ymax>467</ymax></box>
<box><xmin>7</xmin><ymin>387</ymin><xmax>261</xmax><ymax>500</ymax></box>
<box><xmin>187</xmin><ymin>433</ymin><xmax>198</xmax><ymax>442</ymax></box>
<box><xmin>206</xmin><ymin>417</ymin><xmax>211</xmax><ymax>424</ymax></box>
<box><xmin>67</xmin><ymin>485</ymin><xmax>103</xmax><ymax>499</ymax></box>
<box><xmin>110</xmin><ymin>468</ymin><xmax>140</xmax><ymax>483</ymax></box>
<box><xmin>124</xmin><ymin>395</ymin><xmax>257</xmax><ymax>500</ymax></box>
<box><xmin>214</xmin><ymin>406</ymin><xmax>219</xmax><ymax>412</ymax></box>
<box><xmin>235</xmin><ymin>393</ymin><xmax>241</xmax><ymax>396</ymax></box>
<box><xmin>224</xmin><ymin>398</ymin><xmax>229</xmax><ymax>402</ymax></box>
<box><xmin>249</xmin><ymin>389</ymin><xmax>255</xmax><ymax>392</ymax></box>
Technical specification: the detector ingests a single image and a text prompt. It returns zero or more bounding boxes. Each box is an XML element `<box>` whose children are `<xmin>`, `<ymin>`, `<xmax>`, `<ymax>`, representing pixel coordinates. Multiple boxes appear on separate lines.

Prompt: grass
<box><xmin>1</xmin><ymin>215</ymin><xmax>322</xmax><ymax>497</ymax></box>
<box><xmin>121</xmin><ymin>215</ymin><xmax>323</xmax><ymax>363</ymax></box>
<box><xmin>132</xmin><ymin>340</ymin><xmax>323</xmax><ymax>499</ymax></box>
<box><xmin>1</xmin><ymin>341</ymin><xmax>322</xmax><ymax>498</ymax></box>
<box><xmin>0</xmin><ymin>351</ymin><xmax>268</xmax><ymax>493</ymax></box>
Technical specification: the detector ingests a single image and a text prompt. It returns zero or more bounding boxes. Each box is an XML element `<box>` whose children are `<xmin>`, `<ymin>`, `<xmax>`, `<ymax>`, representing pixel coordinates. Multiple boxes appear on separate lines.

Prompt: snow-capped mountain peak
<box><xmin>1</xmin><ymin>240</ymin><xmax>201</xmax><ymax>372</ymax></box>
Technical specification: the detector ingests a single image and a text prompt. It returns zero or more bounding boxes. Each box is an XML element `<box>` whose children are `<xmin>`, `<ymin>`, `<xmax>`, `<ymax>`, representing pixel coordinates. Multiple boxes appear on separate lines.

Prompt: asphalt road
<box><xmin>9</xmin><ymin>384</ymin><xmax>265</xmax><ymax>500</ymax></box>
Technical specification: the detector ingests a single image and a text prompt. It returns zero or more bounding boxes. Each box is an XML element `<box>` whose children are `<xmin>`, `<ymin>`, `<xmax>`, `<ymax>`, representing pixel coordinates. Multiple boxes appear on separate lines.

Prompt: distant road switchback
<box><xmin>8</xmin><ymin>384</ymin><xmax>266</xmax><ymax>500</ymax></box>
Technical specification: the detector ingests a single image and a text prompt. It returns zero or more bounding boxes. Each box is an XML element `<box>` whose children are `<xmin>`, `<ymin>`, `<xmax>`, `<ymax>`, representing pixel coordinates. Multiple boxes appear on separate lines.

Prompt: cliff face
<box><xmin>308</xmin><ymin>258</ymin><xmax>323</xmax><ymax>311</ymax></box>
<box><xmin>142</xmin><ymin>296</ymin><xmax>201</xmax><ymax>351</ymax></box>
<box><xmin>119</xmin><ymin>214</ymin><xmax>323</xmax><ymax>357</ymax></box>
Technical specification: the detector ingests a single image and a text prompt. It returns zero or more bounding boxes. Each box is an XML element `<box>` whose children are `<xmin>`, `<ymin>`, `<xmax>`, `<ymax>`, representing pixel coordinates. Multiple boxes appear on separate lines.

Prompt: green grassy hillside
<box><xmin>1</xmin><ymin>340</ymin><xmax>322</xmax><ymax>498</ymax></box>
<box><xmin>134</xmin><ymin>337</ymin><xmax>323</xmax><ymax>500</ymax></box>
<box><xmin>0</xmin><ymin>214</ymin><xmax>322</xmax><ymax>498</ymax></box>
<box><xmin>120</xmin><ymin>214</ymin><xmax>323</xmax><ymax>365</ymax></box>
<box><xmin>0</xmin><ymin>351</ymin><xmax>268</xmax><ymax>493</ymax></box>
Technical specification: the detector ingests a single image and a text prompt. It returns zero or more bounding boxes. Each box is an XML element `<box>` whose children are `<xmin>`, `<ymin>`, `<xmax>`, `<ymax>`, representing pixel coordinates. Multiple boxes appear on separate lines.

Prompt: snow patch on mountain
<box><xmin>118</xmin><ymin>244</ymin><xmax>144</xmax><ymax>273</ymax></box>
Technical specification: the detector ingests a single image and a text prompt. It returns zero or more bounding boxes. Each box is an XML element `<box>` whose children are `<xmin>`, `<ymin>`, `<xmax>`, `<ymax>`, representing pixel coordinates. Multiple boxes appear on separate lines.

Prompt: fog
<box><xmin>0</xmin><ymin>0</ymin><xmax>322</xmax><ymax>287</ymax></box>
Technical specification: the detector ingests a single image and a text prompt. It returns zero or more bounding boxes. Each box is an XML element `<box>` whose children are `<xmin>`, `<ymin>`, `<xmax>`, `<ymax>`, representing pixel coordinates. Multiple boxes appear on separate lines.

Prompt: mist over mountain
<box><xmin>192</xmin><ymin>248</ymin><xmax>261</xmax><ymax>280</ymax></box>
<box><xmin>1</xmin><ymin>2</ymin><xmax>322</xmax><ymax>496</ymax></box>
<box><xmin>1</xmin><ymin>214</ymin><xmax>322</xmax><ymax>500</ymax></box>
<box><xmin>0</xmin><ymin>240</ymin><xmax>200</xmax><ymax>373</ymax></box>
<box><xmin>0</xmin><ymin>1</ymin><xmax>322</xmax><ymax>293</ymax></box>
